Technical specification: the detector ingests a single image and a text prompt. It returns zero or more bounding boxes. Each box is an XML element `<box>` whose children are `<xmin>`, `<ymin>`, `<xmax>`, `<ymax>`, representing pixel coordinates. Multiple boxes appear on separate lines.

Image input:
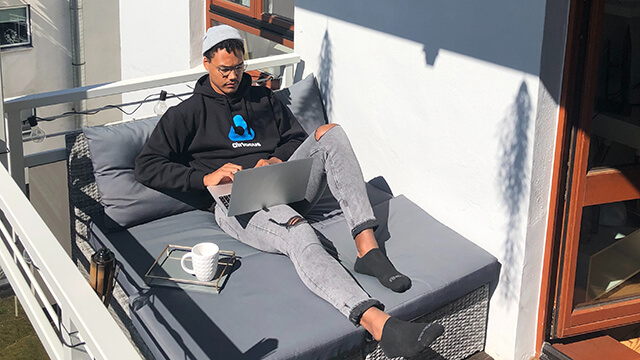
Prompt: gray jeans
<box><xmin>214</xmin><ymin>125</ymin><xmax>383</xmax><ymax>324</ymax></box>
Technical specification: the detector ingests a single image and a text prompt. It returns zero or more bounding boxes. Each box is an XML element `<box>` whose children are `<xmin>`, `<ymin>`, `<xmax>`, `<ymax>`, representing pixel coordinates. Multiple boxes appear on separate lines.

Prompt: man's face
<box><xmin>203</xmin><ymin>48</ymin><xmax>245</xmax><ymax>95</ymax></box>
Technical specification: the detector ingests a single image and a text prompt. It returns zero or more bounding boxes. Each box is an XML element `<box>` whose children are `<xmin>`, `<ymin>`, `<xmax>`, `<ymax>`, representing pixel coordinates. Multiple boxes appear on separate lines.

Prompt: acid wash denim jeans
<box><xmin>214</xmin><ymin>125</ymin><xmax>383</xmax><ymax>324</ymax></box>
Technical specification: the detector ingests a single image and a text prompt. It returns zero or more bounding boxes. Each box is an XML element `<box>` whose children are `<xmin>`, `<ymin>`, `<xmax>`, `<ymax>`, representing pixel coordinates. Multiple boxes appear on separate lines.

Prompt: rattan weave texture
<box><xmin>66</xmin><ymin>132</ymin><xmax>152</xmax><ymax>359</ymax></box>
<box><xmin>361</xmin><ymin>285</ymin><xmax>488</xmax><ymax>360</ymax></box>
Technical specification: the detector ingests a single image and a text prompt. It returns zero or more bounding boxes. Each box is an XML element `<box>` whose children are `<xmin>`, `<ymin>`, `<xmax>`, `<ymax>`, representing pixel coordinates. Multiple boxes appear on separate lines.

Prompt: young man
<box><xmin>135</xmin><ymin>25</ymin><xmax>444</xmax><ymax>358</ymax></box>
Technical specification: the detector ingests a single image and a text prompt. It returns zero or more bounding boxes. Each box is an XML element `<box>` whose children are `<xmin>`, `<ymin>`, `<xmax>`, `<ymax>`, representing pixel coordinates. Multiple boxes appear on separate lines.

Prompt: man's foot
<box><xmin>354</xmin><ymin>248</ymin><xmax>411</xmax><ymax>293</ymax></box>
<box><xmin>379</xmin><ymin>317</ymin><xmax>444</xmax><ymax>358</ymax></box>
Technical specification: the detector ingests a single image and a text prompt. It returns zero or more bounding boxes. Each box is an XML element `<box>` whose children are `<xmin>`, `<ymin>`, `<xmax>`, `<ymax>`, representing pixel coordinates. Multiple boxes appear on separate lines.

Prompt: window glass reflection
<box><xmin>263</xmin><ymin>0</ymin><xmax>294</xmax><ymax>20</ymax></box>
<box><xmin>574</xmin><ymin>200</ymin><xmax>640</xmax><ymax>307</ymax></box>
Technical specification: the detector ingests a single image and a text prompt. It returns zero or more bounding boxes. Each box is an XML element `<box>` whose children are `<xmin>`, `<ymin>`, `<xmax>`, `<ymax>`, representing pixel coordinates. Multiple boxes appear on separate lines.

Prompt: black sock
<box><xmin>379</xmin><ymin>317</ymin><xmax>444</xmax><ymax>358</ymax></box>
<box><xmin>354</xmin><ymin>248</ymin><xmax>411</xmax><ymax>293</ymax></box>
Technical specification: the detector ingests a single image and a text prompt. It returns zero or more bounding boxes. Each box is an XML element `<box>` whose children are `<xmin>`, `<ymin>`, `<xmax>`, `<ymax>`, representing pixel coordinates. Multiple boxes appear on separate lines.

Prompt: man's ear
<box><xmin>203</xmin><ymin>56</ymin><xmax>210</xmax><ymax>70</ymax></box>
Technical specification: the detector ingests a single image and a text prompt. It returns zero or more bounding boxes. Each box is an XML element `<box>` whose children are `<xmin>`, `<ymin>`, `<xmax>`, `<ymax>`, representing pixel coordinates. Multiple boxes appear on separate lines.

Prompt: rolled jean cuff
<box><xmin>348</xmin><ymin>298</ymin><xmax>385</xmax><ymax>325</ymax></box>
<box><xmin>351</xmin><ymin>219</ymin><xmax>379</xmax><ymax>239</ymax></box>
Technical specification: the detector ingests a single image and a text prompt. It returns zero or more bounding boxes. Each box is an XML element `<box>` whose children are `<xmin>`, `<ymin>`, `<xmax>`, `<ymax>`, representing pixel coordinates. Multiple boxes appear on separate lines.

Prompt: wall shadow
<box><xmin>297</xmin><ymin>0</ymin><xmax>544</xmax><ymax>76</ymax></box>
<box><xmin>317</xmin><ymin>29</ymin><xmax>334</xmax><ymax>119</ymax></box>
<box><xmin>497</xmin><ymin>81</ymin><xmax>532</xmax><ymax>305</ymax></box>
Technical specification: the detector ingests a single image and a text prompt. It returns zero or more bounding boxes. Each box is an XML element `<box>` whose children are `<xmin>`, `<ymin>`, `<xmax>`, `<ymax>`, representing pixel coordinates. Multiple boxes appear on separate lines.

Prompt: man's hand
<box><xmin>255</xmin><ymin>157</ymin><xmax>282</xmax><ymax>168</ymax></box>
<box><xmin>203</xmin><ymin>163</ymin><xmax>242</xmax><ymax>186</ymax></box>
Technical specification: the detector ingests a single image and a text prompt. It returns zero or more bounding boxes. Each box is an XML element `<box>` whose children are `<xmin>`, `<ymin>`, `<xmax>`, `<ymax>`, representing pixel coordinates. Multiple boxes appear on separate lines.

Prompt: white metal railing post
<box><xmin>282</xmin><ymin>63</ymin><xmax>294</xmax><ymax>88</ymax></box>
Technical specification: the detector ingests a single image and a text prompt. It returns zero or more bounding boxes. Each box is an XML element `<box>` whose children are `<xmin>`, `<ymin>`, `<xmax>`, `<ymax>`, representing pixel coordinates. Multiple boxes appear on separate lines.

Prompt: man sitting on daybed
<box><xmin>134</xmin><ymin>25</ymin><xmax>444</xmax><ymax>358</ymax></box>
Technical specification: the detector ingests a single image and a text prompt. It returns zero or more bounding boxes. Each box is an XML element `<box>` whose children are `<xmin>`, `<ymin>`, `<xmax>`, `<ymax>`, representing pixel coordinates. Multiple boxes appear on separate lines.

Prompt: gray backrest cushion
<box><xmin>82</xmin><ymin>75</ymin><xmax>326</xmax><ymax>230</ymax></box>
<box><xmin>274</xmin><ymin>73</ymin><xmax>328</xmax><ymax>135</ymax></box>
<box><xmin>83</xmin><ymin>116</ymin><xmax>195</xmax><ymax>230</ymax></box>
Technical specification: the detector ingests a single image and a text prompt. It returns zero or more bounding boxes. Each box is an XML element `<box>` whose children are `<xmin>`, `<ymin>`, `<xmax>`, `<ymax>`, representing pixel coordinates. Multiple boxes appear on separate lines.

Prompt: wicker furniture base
<box><xmin>338</xmin><ymin>284</ymin><xmax>488</xmax><ymax>360</ymax></box>
<box><xmin>67</xmin><ymin>132</ymin><xmax>154</xmax><ymax>359</ymax></box>
<box><xmin>366</xmin><ymin>285</ymin><xmax>488</xmax><ymax>360</ymax></box>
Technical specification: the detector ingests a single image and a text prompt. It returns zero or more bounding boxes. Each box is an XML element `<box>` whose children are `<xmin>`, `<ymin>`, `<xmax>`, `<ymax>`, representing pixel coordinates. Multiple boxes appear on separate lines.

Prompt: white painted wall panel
<box><xmin>294</xmin><ymin>1</ymin><xmax>560</xmax><ymax>358</ymax></box>
<box><xmin>119</xmin><ymin>0</ymin><xmax>204</xmax><ymax>120</ymax></box>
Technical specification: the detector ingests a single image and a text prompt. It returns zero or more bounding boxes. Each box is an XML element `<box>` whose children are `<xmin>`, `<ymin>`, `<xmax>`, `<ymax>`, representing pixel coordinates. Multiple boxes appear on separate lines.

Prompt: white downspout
<box><xmin>70</xmin><ymin>0</ymin><xmax>87</xmax><ymax>127</ymax></box>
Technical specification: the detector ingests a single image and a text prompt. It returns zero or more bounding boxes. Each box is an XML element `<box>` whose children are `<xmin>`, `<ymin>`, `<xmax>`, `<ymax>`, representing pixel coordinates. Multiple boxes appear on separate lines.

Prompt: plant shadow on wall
<box><xmin>317</xmin><ymin>29</ymin><xmax>333</xmax><ymax>119</ymax></box>
<box><xmin>497</xmin><ymin>81</ymin><xmax>532</xmax><ymax>305</ymax></box>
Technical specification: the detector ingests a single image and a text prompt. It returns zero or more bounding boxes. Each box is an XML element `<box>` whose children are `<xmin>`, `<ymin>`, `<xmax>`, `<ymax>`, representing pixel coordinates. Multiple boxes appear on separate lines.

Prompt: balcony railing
<box><xmin>0</xmin><ymin>164</ymin><xmax>140</xmax><ymax>359</ymax></box>
<box><xmin>2</xmin><ymin>52</ymin><xmax>301</xmax><ymax>191</ymax></box>
<box><xmin>0</xmin><ymin>53</ymin><xmax>300</xmax><ymax>359</ymax></box>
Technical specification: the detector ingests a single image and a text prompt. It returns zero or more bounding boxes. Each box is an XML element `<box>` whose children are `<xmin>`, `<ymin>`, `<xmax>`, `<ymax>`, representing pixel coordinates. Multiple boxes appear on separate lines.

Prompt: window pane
<box><xmin>588</xmin><ymin>13</ymin><xmax>640</xmax><ymax>171</ymax></box>
<box><xmin>573</xmin><ymin>200</ymin><xmax>640</xmax><ymax>307</ymax></box>
<box><xmin>223</xmin><ymin>0</ymin><xmax>251</xmax><ymax>8</ymax></box>
<box><xmin>0</xmin><ymin>7</ymin><xmax>29</xmax><ymax>47</ymax></box>
<box><xmin>263</xmin><ymin>0</ymin><xmax>294</xmax><ymax>20</ymax></box>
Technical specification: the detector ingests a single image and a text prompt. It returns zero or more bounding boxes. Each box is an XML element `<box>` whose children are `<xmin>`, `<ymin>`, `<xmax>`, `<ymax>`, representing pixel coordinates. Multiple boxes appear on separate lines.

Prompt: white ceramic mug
<box><xmin>180</xmin><ymin>242</ymin><xmax>219</xmax><ymax>282</ymax></box>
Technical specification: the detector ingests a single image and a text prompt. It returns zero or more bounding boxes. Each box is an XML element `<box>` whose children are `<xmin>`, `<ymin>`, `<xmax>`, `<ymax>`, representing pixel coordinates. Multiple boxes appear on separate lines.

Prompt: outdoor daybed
<box><xmin>66</xmin><ymin>75</ymin><xmax>500</xmax><ymax>360</ymax></box>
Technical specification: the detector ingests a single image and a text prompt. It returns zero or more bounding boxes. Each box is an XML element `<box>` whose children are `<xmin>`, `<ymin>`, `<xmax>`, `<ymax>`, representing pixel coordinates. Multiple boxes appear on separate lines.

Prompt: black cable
<box><xmin>103</xmin><ymin>93</ymin><xmax>157</xmax><ymax>115</ymax></box>
<box><xmin>22</xmin><ymin>71</ymin><xmax>284</xmax><ymax>126</ymax></box>
<box><xmin>22</xmin><ymin>75</ymin><xmax>283</xmax><ymax>125</ymax></box>
<box><xmin>22</xmin><ymin>90</ymin><xmax>193</xmax><ymax>125</ymax></box>
<box><xmin>167</xmin><ymin>92</ymin><xmax>186</xmax><ymax>102</ymax></box>
<box><xmin>25</xmin><ymin>93</ymin><xmax>157</xmax><ymax>124</ymax></box>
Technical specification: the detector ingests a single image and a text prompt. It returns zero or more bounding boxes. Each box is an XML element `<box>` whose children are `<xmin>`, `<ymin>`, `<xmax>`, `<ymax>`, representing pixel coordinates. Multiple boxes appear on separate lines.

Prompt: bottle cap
<box><xmin>93</xmin><ymin>247</ymin><xmax>114</xmax><ymax>262</ymax></box>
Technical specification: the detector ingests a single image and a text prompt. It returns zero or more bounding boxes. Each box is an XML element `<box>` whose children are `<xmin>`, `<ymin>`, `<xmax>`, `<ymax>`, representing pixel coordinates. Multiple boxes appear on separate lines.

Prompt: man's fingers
<box><xmin>222</xmin><ymin>163</ymin><xmax>243</xmax><ymax>172</ymax></box>
<box><xmin>221</xmin><ymin>169</ymin><xmax>235</xmax><ymax>179</ymax></box>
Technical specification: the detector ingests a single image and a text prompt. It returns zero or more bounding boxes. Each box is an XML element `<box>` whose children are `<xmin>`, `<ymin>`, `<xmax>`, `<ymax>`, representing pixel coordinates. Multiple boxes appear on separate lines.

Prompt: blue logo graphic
<box><xmin>228</xmin><ymin>114</ymin><xmax>255</xmax><ymax>141</ymax></box>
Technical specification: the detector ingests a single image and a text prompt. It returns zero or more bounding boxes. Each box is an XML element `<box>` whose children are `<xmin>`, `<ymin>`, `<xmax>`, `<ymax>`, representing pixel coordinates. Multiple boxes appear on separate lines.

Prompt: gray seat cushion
<box><xmin>315</xmin><ymin>195</ymin><xmax>500</xmax><ymax>321</ymax></box>
<box><xmin>89</xmin><ymin>182</ymin><xmax>499</xmax><ymax>359</ymax></box>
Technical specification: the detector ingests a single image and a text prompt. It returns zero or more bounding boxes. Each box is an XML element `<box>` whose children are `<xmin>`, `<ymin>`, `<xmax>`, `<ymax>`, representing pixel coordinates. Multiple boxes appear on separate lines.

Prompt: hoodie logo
<box><xmin>228</xmin><ymin>114</ymin><xmax>255</xmax><ymax>141</ymax></box>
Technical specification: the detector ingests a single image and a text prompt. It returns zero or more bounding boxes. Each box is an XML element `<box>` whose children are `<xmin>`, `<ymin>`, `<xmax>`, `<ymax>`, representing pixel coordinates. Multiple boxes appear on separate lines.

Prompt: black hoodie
<box><xmin>134</xmin><ymin>73</ymin><xmax>307</xmax><ymax>197</ymax></box>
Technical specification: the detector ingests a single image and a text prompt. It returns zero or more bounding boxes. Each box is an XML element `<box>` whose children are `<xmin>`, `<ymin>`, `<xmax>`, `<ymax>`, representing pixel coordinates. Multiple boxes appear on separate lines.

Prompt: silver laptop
<box><xmin>207</xmin><ymin>158</ymin><xmax>313</xmax><ymax>216</ymax></box>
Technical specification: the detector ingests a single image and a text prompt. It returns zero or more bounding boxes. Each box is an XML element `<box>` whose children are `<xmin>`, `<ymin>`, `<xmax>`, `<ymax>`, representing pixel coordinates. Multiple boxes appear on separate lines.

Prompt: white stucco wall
<box><xmin>119</xmin><ymin>0</ymin><xmax>205</xmax><ymax>120</ymax></box>
<box><xmin>83</xmin><ymin>0</ymin><xmax>122</xmax><ymax>126</ymax></box>
<box><xmin>295</xmin><ymin>1</ymin><xmax>561</xmax><ymax>359</ymax></box>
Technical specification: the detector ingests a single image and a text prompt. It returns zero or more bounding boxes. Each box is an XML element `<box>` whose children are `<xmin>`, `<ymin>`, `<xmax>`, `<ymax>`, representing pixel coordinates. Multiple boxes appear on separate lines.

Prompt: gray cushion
<box><xmin>274</xmin><ymin>73</ymin><xmax>328</xmax><ymax>135</ymax></box>
<box><xmin>83</xmin><ymin>117</ymin><xmax>194</xmax><ymax>229</ymax></box>
<box><xmin>315</xmin><ymin>195</ymin><xmax>500</xmax><ymax>320</ymax></box>
<box><xmin>89</xmin><ymin>189</ymin><xmax>499</xmax><ymax>359</ymax></box>
<box><xmin>90</xmin><ymin>211</ymin><xmax>362</xmax><ymax>360</ymax></box>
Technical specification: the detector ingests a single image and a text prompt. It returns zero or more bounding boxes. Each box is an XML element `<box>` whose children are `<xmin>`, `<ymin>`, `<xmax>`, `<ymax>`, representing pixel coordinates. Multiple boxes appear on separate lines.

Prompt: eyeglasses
<box><xmin>214</xmin><ymin>62</ymin><xmax>246</xmax><ymax>77</ymax></box>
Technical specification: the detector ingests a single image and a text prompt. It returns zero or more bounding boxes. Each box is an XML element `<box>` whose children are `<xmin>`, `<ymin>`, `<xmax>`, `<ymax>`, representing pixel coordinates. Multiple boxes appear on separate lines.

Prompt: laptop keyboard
<box><xmin>219</xmin><ymin>194</ymin><xmax>231</xmax><ymax>209</ymax></box>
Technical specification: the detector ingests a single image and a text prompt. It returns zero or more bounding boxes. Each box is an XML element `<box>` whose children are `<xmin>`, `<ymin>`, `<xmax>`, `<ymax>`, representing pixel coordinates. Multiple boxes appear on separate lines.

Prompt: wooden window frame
<box><xmin>538</xmin><ymin>0</ymin><xmax>640</xmax><ymax>346</ymax></box>
<box><xmin>207</xmin><ymin>0</ymin><xmax>294</xmax><ymax>49</ymax></box>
